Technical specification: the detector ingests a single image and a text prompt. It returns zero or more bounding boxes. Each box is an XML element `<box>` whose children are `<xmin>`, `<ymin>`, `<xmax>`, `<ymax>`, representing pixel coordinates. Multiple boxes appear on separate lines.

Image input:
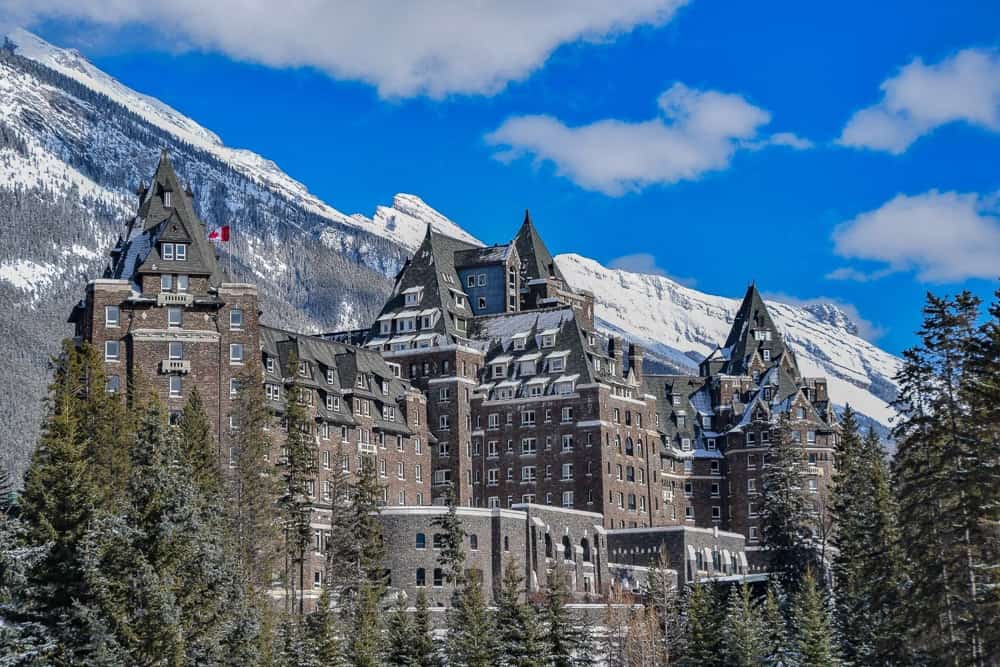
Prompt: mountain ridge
<box><xmin>0</xmin><ymin>30</ymin><xmax>900</xmax><ymax>482</ymax></box>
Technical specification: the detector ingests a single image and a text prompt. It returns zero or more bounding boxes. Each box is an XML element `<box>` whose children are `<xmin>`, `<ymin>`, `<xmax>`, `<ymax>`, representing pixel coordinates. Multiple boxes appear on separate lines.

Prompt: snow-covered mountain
<box><xmin>0</xmin><ymin>29</ymin><xmax>901</xmax><ymax>480</ymax></box>
<box><xmin>556</xmin><ymin>254</ymin><xmax>900</xmax><ymax>429</ymax></box>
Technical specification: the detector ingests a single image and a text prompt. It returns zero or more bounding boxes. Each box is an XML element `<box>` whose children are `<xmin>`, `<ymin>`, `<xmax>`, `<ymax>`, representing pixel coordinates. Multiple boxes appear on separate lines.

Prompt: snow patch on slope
<box><xmin>556</xmin><ymin>253</ymin><xmax>901</xmax><ymax>427</ymax></box>
<box><xmin>8</xmin><ymin>29</ymin><xmax>480</xmax><ymax>251</ymax></box>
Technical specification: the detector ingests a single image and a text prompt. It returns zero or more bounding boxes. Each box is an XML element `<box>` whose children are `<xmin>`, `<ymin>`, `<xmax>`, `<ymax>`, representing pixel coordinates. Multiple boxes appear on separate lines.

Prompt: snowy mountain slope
<box><xmin>8</xmin><ymin>29</ymin><xmax>481</xmax><ymax>251</ymax></box>
<box><xmin>556</xmin><ymin>254</ymin><xmax>901</xmax><ymax>428</ymax></box>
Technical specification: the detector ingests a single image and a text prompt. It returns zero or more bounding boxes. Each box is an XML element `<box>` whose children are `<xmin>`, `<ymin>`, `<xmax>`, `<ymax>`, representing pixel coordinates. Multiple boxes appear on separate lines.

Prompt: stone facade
<box><xmin>606</xmin><ymin>525</ymin><xmax>749</xmax><ymax>585</ymax></box>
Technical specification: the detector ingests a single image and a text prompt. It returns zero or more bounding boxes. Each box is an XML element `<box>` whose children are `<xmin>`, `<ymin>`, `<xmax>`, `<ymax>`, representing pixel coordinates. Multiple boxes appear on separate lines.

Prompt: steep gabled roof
<box><xmin>513</xmin><ymin>210</ymin><xmax>563</xmax><ymax>283</ymax></box>
<box><xmin>721</xmin><ymin>283</ymin><xmax>791</xmax><ymax>377</ymax></box>
<box><xmin>107</xmin><ymin>151</ymin><xmax>224</xmax><ymax>288</ymax></box>
<box><xmin>365</xmin><ymin>225</ymin><xmax>480</xmax><ymax>345</ymax></box>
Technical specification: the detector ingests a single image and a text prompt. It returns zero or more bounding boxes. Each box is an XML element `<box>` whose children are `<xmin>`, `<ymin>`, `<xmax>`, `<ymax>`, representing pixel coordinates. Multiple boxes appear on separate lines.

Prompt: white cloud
<box><xmin>764</xmin><ymin>292</ymin><xmax>887</xmax><ymax>342</ymax></box>
<box><xmin>831</xmin><ymin>190</ymin><xmax>1000</xmax><ymax>283</ymax></box>
<box><xmin>608</xmin><ymin>252</ymin><xmax>697</xmax><ymax>286</ymax></box>
<box><xmin>839</xmin><ymin>48</ymin><xmax>1000</xmax><ymax>154</ymax></box>
<box><xmin>486</xmin><ymin>83</ymin><xmax>801</xmax><ymax>195</ymax></box>
<box><xmin>1</xmin><ymin>0</ymin><xmax>688</xmax><ymax>99</ymax></box>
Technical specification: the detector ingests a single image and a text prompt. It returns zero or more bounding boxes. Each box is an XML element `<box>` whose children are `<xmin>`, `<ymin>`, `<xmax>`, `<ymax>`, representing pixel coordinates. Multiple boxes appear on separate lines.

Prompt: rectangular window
<box><xmin>229</xmin><ymin>343</ymin><xmax>244</xmax><ymax>364</ymax></box>
<box><xmin>169</xmin><ymin>375</ymin><xmax>181</xmax><ymax>398</ymax></box>
<box><xmin>521</xmin><ymin>438</ymin><xmax>537</xmax><ymax>455</ymax></box>
<box><xmin>562</xmin><ymin>491</ymin><xmax>574</xmax><ymax>508</ymax></box>
<box><xmin>105</xmin><ymin>305</ymin><xmax>120</xmax><ymax>327</ymax></box>
<box><xmin>561</xmin><ymin>463</ymin><xmax>573</xmax><ymax>480</ymax></box>
<box><xmin>161</xmin><ymin>243</ymin><xmax>174</xmax><ymax>260</ymax></box>
<box><xmin>167</xmin><ymin>307</ymin><xmax>182</xmax><ymax>328</ymax></box>
<box><xmin>105</xmin><ymin>340</ymin><xmax>120</xmax><ymax>361</ymax></box>
<box><xmin>230</xmin><ymin>308</ymin><xmax>243</xmax><ymax>330</ymax></box>
<box><xmin>521</xmin><ymin>466</ymin><xmax>536</xmax><ymax>482</ymax></box>
<box><xmin>168</xmin><ymin>341</ymin><xmax>183</xmax><ymax>360</ymax></box>
<box><xmin>229</xmin><ymin>378</ymin><xmax>239</xmax><ymax>398</ymax></box>
<box><xmin>175</xmin><ymin>244</ymin><xmax>186</xmax><ymax>261</ymax></box>
<box><xmin>106</xmin><ymin>374</ymin><xmax>120</xmax><ymax>393</ymax></box>
<box><xmin>561</xmin><ymin>407</ymin><xmax>573</xmax><ymax>423</ymax></box>
<box><xmin>176</xmin><ymin>275</ymin><xmax>189</xmax><ymax>292</ymax></box>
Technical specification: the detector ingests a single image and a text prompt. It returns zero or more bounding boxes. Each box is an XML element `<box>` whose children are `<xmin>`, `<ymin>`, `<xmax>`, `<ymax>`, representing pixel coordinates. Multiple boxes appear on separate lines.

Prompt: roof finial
<box><xmin>523</xmin><ymin>209</ymin><xmax>532</xmax><ymax>226</ymax></box>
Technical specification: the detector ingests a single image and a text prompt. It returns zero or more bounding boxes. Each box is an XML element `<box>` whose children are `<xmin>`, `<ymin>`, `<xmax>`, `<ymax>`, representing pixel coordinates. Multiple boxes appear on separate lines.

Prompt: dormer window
<box><xmin>356</xmin><ymin>373</ymin><xmax>366</xmax><ymax>388</ymax></box>
<box><xmin>404</xmin><ymin>291</ymin><xmax>421</xmax><ymax>306</ymax></box>
<box><xmin>540</xmin><ymin>334</ymin><xmax>556</xmax><ymax>348</ymax></box>
<box><xmin>380</xmin><ymin>320</ymin><xmax>392</xmax><ymax>335</ymax></box>
<box><xmin>298</xmin><ymin>362</ymin><xmax>309</xmax><ymax>377</ymax></box>
<box><xmin>762</xmin><ymin>349</ymin><xmax>771</xmax><ymax>362</ymax></box>
<box><xmin>492</xmin><ymin>364</ymin><xmax>506</xmax><ymax>379</ymax></box>
<box><xmin>455</xmin><ymin>294</ymin><xmax>466</xmax><ymax>309</ymax></box>
<box><xmin>512</xmin><ymin>334</ymin><xmax>527</xmax><ymax>351</ymax></box>
<box><xmin>163</xmin><ymin>191</ymin><xmax>172</xmax><ymax>208</ymax></box>
<box><xmin>161</xmin><ymin>243</ymin><xmax>175</xmax><ymax>261</ymax></box>
<box><xmin>326</xmin><ymin>369</ymin><xmax>335</xmax><ymax>384</ymax></box>
<box><xmin>549</xmin><ymin>357</ymin><xmax>565</xmax><ymax>373</ymax></box>
<box><xmin>175</xmin><ymin>244</ymin><xmax>186</xmax><ymax>261</ymax></box>
<box><xmin>467</xmin><ymin>275</ymin><xmax>476</xmax><ymax>288</ymax></box>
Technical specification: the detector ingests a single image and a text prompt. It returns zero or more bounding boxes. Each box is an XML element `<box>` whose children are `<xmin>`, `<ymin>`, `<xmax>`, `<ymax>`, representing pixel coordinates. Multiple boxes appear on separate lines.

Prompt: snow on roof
<box><xmin>545</xmin><ymin>350</ymin><xmax>571</xmax><ymax>359</ymax></box>
<box><xmin>492</xmin><ymin>355</ymin><xmax>513</xmax><ymax>364</ymax></box>
<box><xmin>519</xmin><ymin>352</ymin><xmax>542</xmax><ymax>361</ymax></box>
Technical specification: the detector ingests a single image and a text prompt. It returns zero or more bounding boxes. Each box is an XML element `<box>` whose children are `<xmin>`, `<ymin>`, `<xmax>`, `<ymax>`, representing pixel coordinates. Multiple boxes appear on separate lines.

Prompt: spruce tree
<box><xmin>282</xmin><ymin>350</ymin><xmax>318</xmax><ymax>616</ymax></box>
<box><xmin>306</xmin><ymin>586</ymin><xmax>341</xmax><ymax>665</ymax></box>
<box><xmin>346</xmin><ymin>457</ymin><xmax>387</xmax><ymax>666</ymax></box>
<box><xmin>178</xmin><ymin>387</ymin><xmax>222</xmax><ymax>499</ymax></box>
<box><xmin>791</xmin><ymin>569</ymin><xmax>837</xmax><ymax>666</ymax></box>
<box><xmin>0</xmin><ymin>463</ymin><xmax>14</xmax><ymax>514</ymax></box>
<box><xmin>683</xmin><ymin>582</ymin><xmax>723</xmax><ymax>667</ymax></box>
<box><xmin>541</xmin><ymin>566</ymin><xmax>583</xmax><ymax>667</ymax></box>
<box><xmin>645</xmin><ymin>546</ymin><xmax>684</xmax><ymax>661</ymax></box>
<box><xmin>496</xmin><ymin>558</ymin><xmax>544</xmax><ymax>667</ymax></box>
<box><xmin>761</xmin><ymin>579</ymin><xmax>789</xmax><ymax>666</ymax></box>
<box><xmin>721</xmin><ymin>583</ymin><xmax>765</xmax><ymax>667</ymax></box>
<box><xmin>412</xmin><ymin>589</ymin><xmax>439</xmax><ymax>667</ymax></box>
<box><xmin>431</xmin><ymin>486</ymin><xmax>466</xmax><ymax>586</ymax></box>
<box><xmin>759</xmin><ymin>414</ymin><xmax>820</xmax><ymax>592</ymax></box>
<box><xmin>892</xmin><ymin>291</ymin><xmax>994</xmax><ymax>663</ymax></box>
<box><xmin>445</xmin><ymin>573</ymin><xmax>497</xmax><ymax>667</ymax></box>
<box><xmin>386</xmin><ymin>592</ymin><xmax>416</xmax><ymax>666</ymax></box>
<box><xmin>227</xmin><ymin>362</ymin><xmax>281</xmax><ymax>618</ymax></box>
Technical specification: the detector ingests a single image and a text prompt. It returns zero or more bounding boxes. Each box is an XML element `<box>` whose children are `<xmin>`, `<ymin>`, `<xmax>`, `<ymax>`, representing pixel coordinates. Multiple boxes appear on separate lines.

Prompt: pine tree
<box><xmin>282</xmin><ymin>350</ymin><xmax>318</xmax><ymax>616</ymax></box>
<box><xmin>346</xmin><ymin>457</ymin><xmax>387</xmax><ymax>666</ymax></box>
<box><xmin>791</xmin><ymin>569</ymin><xmax>837</xmax><ymax>666</ymax></box>
<box><xmin>178</xmin><ymin>387</ymin><xmax>222</xmax><ymax>499</ymax></box>
<box><xmin>761</xmin><ymin>579</ymin><xmax>789</xmax><ymax>666</ymax></box>
<box><xmin>431</xmin><ymin>486</ymin><xmax>466</xmax><ymax>586</ymax></box>
<box><xmin>721</xmin><ymin>583</ymin><xmax>765</xmax><ymax>666</ymax></box>
<box><xmin>386</xmin><ymin>592</ymin><xmax>416</xmax><ymax>666</ymax></box>
<box><xmin>496</xmin><ymin>558</ymin><xmax>544</xmax><ymax>667</ymax></box>
<box><xmin>227</xmin><ymin>362</ymin><xmax>281</xmax><ymax>593</ymax></box>
<box><xmin>683</xmin><ymin>583</ymin><xmax>723</xmax><ymax>667</ymax></box>
<box><xmin>0</xmin><ymin>463</ymin><xmax>14</xmax><ymax>514</ymax></box>
<box><xmin>541</xmin><ymin>566</ymin><xmax>584</xmax><ymax>667</ymax></box>
<box><xmin>892</xmin><ymin>291</ymin><xmax>994</xmax><ymax>663</ymax></box>
<box><xmin>446</xmin><ymin>574</ymin><xmax>498</xmax><ymax>667</ymax></box>
<box><xmin>759</xmin><ymin>414</ymin><xmax>820</xmax><ymax>592</ymax></box>
<box><xmin>412</xmin><ymin>589</ymin><xmax>439</xmax><ymax>667</ymax></box>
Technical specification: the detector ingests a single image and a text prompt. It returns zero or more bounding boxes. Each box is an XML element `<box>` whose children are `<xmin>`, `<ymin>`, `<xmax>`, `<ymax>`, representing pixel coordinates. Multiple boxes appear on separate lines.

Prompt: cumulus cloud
<box><xmin>830</xmin><ymin>190</ymin><xmax>1000</xmax><ymax>283</ymax></box>
<box><xmin>764</xmin><ymin>292</ymin><xmax>887</xmax><ymax>342</ymax></box>
<box><xmin>839</xmin><ymin>48</ymin><xmax>1000</xmax><ymax>154</ymax></box>
<box><xmin>486</xmin><ymin>83</ymin><xmax>803</xmax><ymax>195</ymax></box>
<box><xmin>1</xmin><ymin>0</ymin><xmax>688</xmax><ymax>99</ymax></box>
<box><xmin>608</xmin><ymin>253</ymin><xmax>697</xmax><ymax>286</ymax></box>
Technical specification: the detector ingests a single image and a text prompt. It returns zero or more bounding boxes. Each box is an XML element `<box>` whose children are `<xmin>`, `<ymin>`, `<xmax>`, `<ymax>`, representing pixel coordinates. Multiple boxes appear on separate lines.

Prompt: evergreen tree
<box><xmin>227</xmin><ymin>362</ymin><xmax>281</xmax><ymax>634</ymax></box>
<box><xmin>445</xmin><ymin>574</ymin><xmax>497</xmax><ymax>667</ymax></box>
<box><xmin>412</xmin><ymin>589</ymin><xmax>439</xmax><ymax>667</ymax></box>
<box><xmin>346</xmin><ymin>457</ymin><xmax>387</xmax><ymax>666</ymax></box>
<box><xmin>759</xmin><ymin>414</ymin><xmax>820</xmax><ymax>592</ymax></box>
<box><xmin>682</xmin><ymin>583</ymin><xmax>723</xmax><ymax>667</ymax></box>
<box><xmin>386</xmin><ymin>592</ymin><xmax>416</xmax><ymax>666</ymax></box>
<box><xmin>541</xmin><ymin>566</ymin><xmax>584</xmax><ymax>667</ymax></box>
<box><xmin>892</xmin><ymin>291</ymin><xmax>995</xmax><ymax>663</ymax></box>
<box><xmin>0</xmin><ymin>463</ymin><xmax>14</xmax><ymax>514</ymax></box>
<box><xmin>721</xmin><ymin>583</ymin><xmax>766</xmax><ymax>667</ymax></box>
<box><xmin>306</xmin><ymin>586</ymin><xmax>341</xmax><ymax>666</ymax></box>
<box><xmin>281</xmin><ymin>350</ymin><xmax>318</xmax><ymax>616</ymax></box>
<box><xmin>761</xmin><ymin>579</ymin><xmax>789</xmax><ymax>666</ymax></box>
<box><xmin>496</xmin><ymin>558</ymin><xmax>544</xmax><ymax>667</ymax></box>
<box><xmin>431</xmin><ymin>486</ymin><xmax>466</xmax><ymax>586</ymax></box>
<box><xmin>791</xmin><ymin>569</ymin><xmax>837</xmax><ymax>666</ymax></box>
<box><xmin>178</xmin><ymin>387</ymin><xmax>222</xmax><ymax>499</ymax></box>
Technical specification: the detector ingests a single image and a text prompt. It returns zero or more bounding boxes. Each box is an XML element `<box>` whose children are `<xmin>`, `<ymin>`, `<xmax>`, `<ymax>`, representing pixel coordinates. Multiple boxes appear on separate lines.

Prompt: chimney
<box><xmin>627</xmin><ymin>341</ymin><xmax>644</xmax><ymax>384</ymax></box>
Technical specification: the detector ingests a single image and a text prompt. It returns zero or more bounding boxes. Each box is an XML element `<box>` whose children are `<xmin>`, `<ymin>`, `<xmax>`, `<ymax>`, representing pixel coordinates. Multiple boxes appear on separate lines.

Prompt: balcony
<box><xmin>160</xmin><ymin>359</ymin><xmax>191</xmax><ymax>374</ymax></box>
<box><xmin>157</xmin><ymin>292</ymin><xmax>194</xmax><ymax>307</ymax></box>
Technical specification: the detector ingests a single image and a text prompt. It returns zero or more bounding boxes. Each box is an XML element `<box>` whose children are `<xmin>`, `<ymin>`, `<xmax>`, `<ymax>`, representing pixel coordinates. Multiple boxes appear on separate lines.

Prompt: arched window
<box><xmin>636</xmin><ymin>439</ymin><xmax>643</xmax><ymax>457</ymax></box>
<box><xmin>581</xmin><ymin>538</ymin><xmax>591</xmax><ymax>562</ymax></box>
<box><xmin>545</xmin><ymin>533</ymin><xmax>553</xmax><ymax>558</ymax></box>
<box><xmin>416</xmin><ymin>568</ymin><xmax>426</xmax><ymax>587</ymax></box>
<box><xmin>469</xmin><ymin>534</ymin><xmax>479</xmax><ymax>550</ymax></box>
<box><xmin>625</xmin><ymin>437</ymin><xmax>634</xmax><ymax>456</ymax></box>
<box><xmin>415</xmin><ymin>533</ymin><xmax>426</xmax><ymax>549</ymax></box>
<box><xmin>433</xmin><ymin>533</ymin><xmax>444</xmax><ymax>549</ymax></box>
<box><xmin>562</xmin><ymin>536</ymin><xmax>572</xmax><ymax>560</ymax></box>
<box><xmin>504</xmin><ymin>535</ymin><xmax>510</xmax><ymax>552</ymax></box>
<box><xmin>433</xmin><ymin>568</ymin><xmax>443</xmax><ymax>587</ymax></box>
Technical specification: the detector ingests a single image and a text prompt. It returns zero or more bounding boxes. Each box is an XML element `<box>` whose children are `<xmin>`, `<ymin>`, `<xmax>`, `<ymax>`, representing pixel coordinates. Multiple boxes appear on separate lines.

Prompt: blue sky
<box><xmin>15</xmin><ymin>0</ymin><xmax>1000</xmax><ymax>354</ymax></box>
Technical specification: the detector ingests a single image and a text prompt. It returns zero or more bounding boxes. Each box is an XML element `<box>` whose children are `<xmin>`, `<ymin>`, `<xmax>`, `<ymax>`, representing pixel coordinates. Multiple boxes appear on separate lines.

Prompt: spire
<box><xmin>513</xmin><ymin>208</ymin><xmax>562</xmax><ymax>282</ymax></box>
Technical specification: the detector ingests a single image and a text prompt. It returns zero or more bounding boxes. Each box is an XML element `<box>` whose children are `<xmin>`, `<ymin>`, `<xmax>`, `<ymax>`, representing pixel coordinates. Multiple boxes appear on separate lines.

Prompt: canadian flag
<box><xmin>208</xmin><ymin>225</ymin><xmax>230</xmax><ymax>242</ymax></box>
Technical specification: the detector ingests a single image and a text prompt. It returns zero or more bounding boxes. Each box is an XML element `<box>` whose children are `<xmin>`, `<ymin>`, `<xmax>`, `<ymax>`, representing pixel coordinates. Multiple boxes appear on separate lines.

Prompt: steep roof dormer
<box><xmin>513</xmin><ymin>209</ymin><xmax>563</xmax><ymax>283</ymax></box>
